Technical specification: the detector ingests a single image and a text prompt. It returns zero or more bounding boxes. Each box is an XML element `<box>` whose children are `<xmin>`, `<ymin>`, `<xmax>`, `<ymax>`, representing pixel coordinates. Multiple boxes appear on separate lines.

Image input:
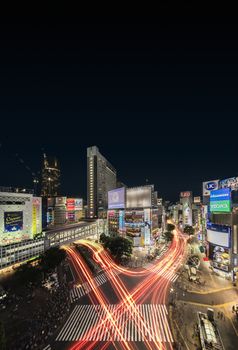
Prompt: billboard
<box><xmin>67</xmin><ymin>212</ymin><xmax>75</xmax><ymax>221</ymax></box>
<box><xmin>207</xmin><ymin>223</ymin><xmax>231</xmax><ymax>248</ymax></box>
<box><xmin>219</xmin><ymin>177</ymin><xmax>238</xmax><ymax>191</ymax></box>
<box><xmin>194</xmin><ymin>196</ymin><xmax>201</xmax><ymax>203</ymax></box>
<box><xmin>4</xmin><ymin>211</ymin><xmax>23</xmax><ymax>232</ymax></box>
<box><xmin>144</xmin><ymin>208</ymin><xmax>151</xmax><ymax>245</ymax></box>
<box><xmin>66</xmin><ymin>198</ymin><xmax>75</xmax><ymax>211</ymax></box>
<box><xmin>180</xmin><ymin>191</ymin><xmax>192</xmax><ymax>198</ymax></box>
<box><xmin>32</xmin><ymin>197</ymin><xmax>42</xmax><ymax>235</ymax></box>
<box><xmin>119</xmin><ymin>210</ymin><xmax>125</xmax><ymax>234</ymax></box>
<box><xmin>108</xmin><ymin>187</ymin><xmax>125</xmax><ymax>209</ymax></box>
<box><xmin>67</xmin><ymin>198</ymin><xmax>83</xmax><ymax>211</ymax></box>
<box><xmin>126</xmin><ymin>186</ymin><xmax>152</xmax><ymax>208</ymax></box>
<box><xmin>210</xmin><ymin>188</ymin><xmax>231</xmax><ymax>213</ymax></box>
<box><xmin>55</xmin><ymin>197</ymin><xmax>67</xmax><ymax>205</ymax></box>
<box><xmin>209</xmin><ymin>244</ymin><xmax>230</xmax><ymax>272</ymax></box>
<box><xmin>203</xmin><ymin>180</ymin><xmax>219</xmax><ymax>196</ymax></box>
<box><xmin>75</xmin><ymin>198</ymin><xmax>83</xmax><ymax>210</ymax></box>
<box><xmin>182</xmin><ymin>201</ymin><xmax>192</xmax><ymax>226</ymax></box>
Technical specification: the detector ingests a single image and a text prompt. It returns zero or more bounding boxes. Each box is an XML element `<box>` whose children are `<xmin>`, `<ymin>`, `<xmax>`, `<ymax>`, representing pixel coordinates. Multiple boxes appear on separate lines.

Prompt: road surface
<box><xmin>48</xmin><ymin>228</ymin><xmax>187</xmax><ymax>350</ymax></box>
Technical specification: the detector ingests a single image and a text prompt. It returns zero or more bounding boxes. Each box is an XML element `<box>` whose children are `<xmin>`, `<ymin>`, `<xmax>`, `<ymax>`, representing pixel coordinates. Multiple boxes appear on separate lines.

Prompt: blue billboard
<box><xmin>4</xmin><ymin>211</ymin><xmax>23</xmax><ymax>232</ymax></box>
<box><xmin>108</xmin><ymin>187</ymin><xmax>125</xmax><ymax>209</ymax></box>
<box><xmin>210</xmin><ymin>188</ymin><xmax>231</xmax><ymax>213</ymax></box>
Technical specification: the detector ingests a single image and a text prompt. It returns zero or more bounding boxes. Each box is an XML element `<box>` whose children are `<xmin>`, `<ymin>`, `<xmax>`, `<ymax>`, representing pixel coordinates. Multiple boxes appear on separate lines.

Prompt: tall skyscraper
<box><xmin>41</xmin><ymin>154</ymin><xmax>60</xmax><ymax>197</ymax></box>
<box><xmin>87</xmin><ymin>146</ymin><xmax>117</xmax><ymax>218</ymax></box>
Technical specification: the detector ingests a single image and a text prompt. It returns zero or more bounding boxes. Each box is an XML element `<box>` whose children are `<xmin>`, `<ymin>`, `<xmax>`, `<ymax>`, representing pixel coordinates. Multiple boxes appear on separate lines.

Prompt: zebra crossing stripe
<box><xmin>42</xmin><ymin>345</ymin><xmax>51</xmax><ymax>350</ymax></box>
<box><xmin>56</xmin><ymin>304</ymin><xmax>173</xmax><ymax>343</ymax></box>
<box><xmin>171</xmin><ymin>274</ymin><xmax>179</xmax><ymax>283</ymax></box>
<box><xmin>70</xmin><ymin>271</ymin><xmax>120</xmax><ymax>303</ymax></box>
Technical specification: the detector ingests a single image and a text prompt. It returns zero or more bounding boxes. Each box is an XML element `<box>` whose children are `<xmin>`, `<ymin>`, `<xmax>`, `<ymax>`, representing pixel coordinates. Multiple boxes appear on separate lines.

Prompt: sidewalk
<box><xmin>169</xmin><ymin>244</ymin><xmax>238</xmax><ymax>349</ymax></box>
<box><xmin>128</xmin><ymin>242</ymin><xmax>168</xmax><ymax>268</ymax></box>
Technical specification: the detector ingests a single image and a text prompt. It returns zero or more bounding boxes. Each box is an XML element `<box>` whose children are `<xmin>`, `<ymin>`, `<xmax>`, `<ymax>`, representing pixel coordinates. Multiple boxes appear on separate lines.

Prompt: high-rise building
<box><xmin>41</xmin><ymin>154</ymin><xmax>60</xmax><ymax>197</ymax></box>
<box><xmin>87</xmin><ymin>146</ymin><xmax>117</xmax><ymax>218</ymax></box>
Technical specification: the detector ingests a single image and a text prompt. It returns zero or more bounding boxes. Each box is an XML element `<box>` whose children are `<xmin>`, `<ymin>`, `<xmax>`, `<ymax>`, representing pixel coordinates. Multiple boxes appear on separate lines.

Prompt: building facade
<box><xmin>41</xmin><ymin>153</ymin><xmax>60</xmax><ymax>197</ymax></box>
<box><xmin>107</xmin><ymin>185</ymin><xmax>159</xmax><ymax>247</ymax></box>
<box><xmin>87</xmin><ymin>146</ymin><xmax>117</xmax><ymax>218</ymax></box>
<box><xmin>0</xmin><ymin>188</ymin><xmax>42</xmax><ymax>246</ymax></box>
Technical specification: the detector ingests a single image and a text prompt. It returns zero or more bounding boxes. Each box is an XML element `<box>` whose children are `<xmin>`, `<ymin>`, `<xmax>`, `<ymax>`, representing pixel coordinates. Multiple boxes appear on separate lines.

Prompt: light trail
<box><xmin>65</xmin><ymin>227</ymin><xmax>187</xmax><ymax>350</ymax></box>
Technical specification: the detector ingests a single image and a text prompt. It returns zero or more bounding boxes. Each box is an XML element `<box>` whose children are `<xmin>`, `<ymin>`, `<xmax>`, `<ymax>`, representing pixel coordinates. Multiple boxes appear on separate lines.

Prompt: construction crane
<box><xmin>0</xmin><ymin>142</ymin><xmax>40</xmax><ymax>194</ymax></box>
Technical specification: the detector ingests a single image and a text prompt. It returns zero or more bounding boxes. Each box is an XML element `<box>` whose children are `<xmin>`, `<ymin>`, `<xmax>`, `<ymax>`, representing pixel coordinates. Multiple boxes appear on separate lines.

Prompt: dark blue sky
<box><xmin>0</xmin><ymin>17</ymin><xmax>238</xmax><ymax>201</ymax></box>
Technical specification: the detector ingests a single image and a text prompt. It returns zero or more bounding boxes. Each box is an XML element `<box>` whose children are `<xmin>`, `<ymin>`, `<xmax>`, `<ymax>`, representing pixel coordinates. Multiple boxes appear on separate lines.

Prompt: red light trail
<box><xmin>63</xmin><ymin>227</ymin><xmax>187</xmax><ymax>350</ymax></box>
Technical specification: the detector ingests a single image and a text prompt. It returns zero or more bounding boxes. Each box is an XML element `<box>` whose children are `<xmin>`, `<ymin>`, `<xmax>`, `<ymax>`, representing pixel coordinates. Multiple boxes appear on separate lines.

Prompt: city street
<box><xmin>48</xmin><ymin>228</ymin><xmax>187</xmax><ymax>350</ymax></box>
<box><xmin>170</xmin><ymin>240</ymin><xmax>238</xmax><ymax>349</ymax></box>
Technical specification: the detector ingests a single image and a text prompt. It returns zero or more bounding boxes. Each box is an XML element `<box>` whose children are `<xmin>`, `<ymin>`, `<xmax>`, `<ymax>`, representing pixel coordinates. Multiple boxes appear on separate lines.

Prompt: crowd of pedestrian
<box><xmin>1</xmin><ymin>280</ymin><xmax>70</xmax><ymax>350</ymax></box>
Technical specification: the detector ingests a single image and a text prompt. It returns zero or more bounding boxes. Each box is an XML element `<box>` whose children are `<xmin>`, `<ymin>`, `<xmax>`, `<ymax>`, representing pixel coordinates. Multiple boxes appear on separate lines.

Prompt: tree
<box><xmin>184</xmin><ymin>225</ymin><xmax>195</xmax><ymax>235</ymax></box>
<box><xmin>167</xmin><ymin>223</ymin><xmax>175</xmax><ymax>232</ymax></box>
<box><xmin>0</xmin><ymin>321</ymin><xmax>6</xmax><ymax>350</ymax></box>
<box><xmin>99</xmin><ymin>233</ymin><xmax>110</xmax><ymax>247</ymax></box>
<box><xmin>162</xmin><ymin>231</ymin><xmax>174</xmax><ymax>242</ymax></box>
<box><xmin>40</xmin><ymin>247</ymin><xmax>66</xmax><ymax>272</ymax></box>
<box><xmin>102</xmin><ymin>236</ymin><xmax>132</xmax><ymax>261</ymax></box>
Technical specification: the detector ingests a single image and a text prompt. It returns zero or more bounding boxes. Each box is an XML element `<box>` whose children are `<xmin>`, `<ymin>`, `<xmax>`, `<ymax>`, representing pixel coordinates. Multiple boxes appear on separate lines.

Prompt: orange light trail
<box><xmin>65</xmin><ymin>227</ymin><xmax>187</xmax><ymax>350</ymax></box>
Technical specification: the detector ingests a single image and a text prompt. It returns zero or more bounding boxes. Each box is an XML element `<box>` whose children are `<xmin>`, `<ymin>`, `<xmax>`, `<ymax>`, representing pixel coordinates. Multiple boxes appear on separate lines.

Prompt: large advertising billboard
<box><xmin>210</xmin><ymin>188</ymin><xmax>231</xmax><ymax>213</ymax></box>
<box><xmin>144</xmin><ymin>208</ymin><xmax>151</xmax><ymax>245</ymax></box>
<box><xmin>219</xmin><ymin>177</ymin><xmax>238</xmax><ymax>191</ymax></box>
<box><xmin>209</xmin><ymin>244</ymin><xmax>230</xmax><ymax>272</ymax></box>
<box><xmin>203</xmin><ymin>180</ymin><xmax>219</xmax><ymax>196</ymax></box>
<box><xmin>55</xmin><ymin>197</ymin><xmax>67</xmax><ymax>205</ymax></box>
<box><xmin>32</xmin><ymin>197</ymin><xmax>42</xmax><ymax>235</ymax></box>
<box><xmin>119</xmin><ymin>210</ymin><xmax>125</xmax><ymax>235</ymax></box>
<box><xmin>75</xmin><ymin>198</ymin><xmax>83</xmax><ymax>210</ymax></box>
<box><xmin>67</xmin><ymin>198</ymin><xmax>83</xmax><ymax>211</ymax></box>
<box><xmin>126</xmin><ymin>186</ymin><xmax>152</xmax><ymax>209</ymax></box>
<box><xmin>4</xmin><ymin>211</ymin><xmax>23</xmax><ymax>232</ymax></box>
<box><xmin>194</xmin><ymin>196</ymin><xmax>201</xmax><ymax>203</ymax></box>
<box><xmin>66</xmin><ymin>198</ymin><xmax>75</xmax><ymax>211</ymax></box>
<box><xmin>180</xmin><ymin>191</ymin><xmax>192</xmax><ymax>198</ymax></box>
<box><xmin>182</xmin><ymin>201</ymin><xmax>192</xmax><ymax>226</ymax></box>
<box><xmin>108</xmin><ymin>187</ymin><xmax>125</xmax><ymax>209</ymax></box>
<box><xmin>207</xmin><ymin>222</ymin><xmax>231</xmax><ymax>248</ymax></box>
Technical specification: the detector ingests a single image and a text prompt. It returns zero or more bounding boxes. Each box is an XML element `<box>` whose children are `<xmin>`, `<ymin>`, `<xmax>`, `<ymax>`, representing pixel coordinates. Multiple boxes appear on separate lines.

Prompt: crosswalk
<box><xmin>144</xmin><ymin>264</ymin><xmax>179</xmax><ymax>284</ymax></box>
<box><xmin>70</xmin><ymin>271</ymin><xmax>120</xmax><ymax>303</ymax></box>
<box><xmin>56</xmin><ymin>304</ymin><xmax>173</xmax><ymax>343</ymax></box>
<box><xmin>42</xmin><ymin>345</ymin><xmax>51</xmax><ymax>350</ymax></box>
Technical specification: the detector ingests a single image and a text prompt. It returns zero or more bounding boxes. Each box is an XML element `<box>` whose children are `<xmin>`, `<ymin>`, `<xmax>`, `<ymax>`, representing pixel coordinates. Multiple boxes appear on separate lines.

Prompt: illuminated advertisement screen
<box><xmin>209</xmin><ymin>244</ymin><xmax>230</xmax><ymax>272</ymax></box>
<box><xmin>194</xmin><ymin>196</ymin><xmax>201</xmax><ymax>203</ymax></box>
<box><xmin>4</xmin><ymin>211</ymin><xmax>23</xmax><ymax>232</ymax></box>
<box><xmin>108</xmin><ymin>187</ymin><xmax>125</xmax><ymax>209</ymax></box>
<box><xmin>144</xmin><ymin>208</ymin><xmax>151</xmax><ymax>245</ymax></box>
<box><xmin>219</xmin><ymin>177</ymin><xmax>238</xmax><ymax>191</ymax></box>
<box><xmin>203</xmin><ymin>180</ymin><xmax>219</xmax><ymax>196</ymax></box>
<box><xmin>75</xmin><ymin>198</ymin><xmax>83</xmax><ymax>210</ymax></box>
<box><xmin>210</xmin><ymin>188</ymin><xmax>231</xmax><ymax>213</ymax></box>
<box><xmin>119</xmin><ymin>210</ymin><xmax>125</xmax><ymax>233</ymax></box>
<box><xmin>67</xmin><ymin>198</ymin><xmax>75</xmax><ymax>211</ymax></box>
<box><xmin>68</xmin><ymin>212</ymin><xmax>75</xmax><ymax>221</ymax></box>
<box><xmin>180</xmin><ymin>191</ymin><xmax>192</xmax><ymax>198</ymax></box>
<box><xmin>207</xmin><ymin>223</ymin><xmax>231</xmax><ymax>248</ymax></box>
<box><xmin>55</xmin><ymin>197</ymin><xmax>67</xmax><ymax>205</ymax></box>
<box><xmin>126</xmin><ymin>186</ymin><xmax>152</xmax><ymax>208</ymax></box>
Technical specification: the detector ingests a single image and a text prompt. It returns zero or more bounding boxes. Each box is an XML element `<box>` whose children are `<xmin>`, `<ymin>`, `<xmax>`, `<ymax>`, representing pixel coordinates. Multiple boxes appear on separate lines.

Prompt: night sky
<box><xmin>0</xmin><ymin>17</ymin><xmax>238</xmax><ymax>202</ymax></box>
